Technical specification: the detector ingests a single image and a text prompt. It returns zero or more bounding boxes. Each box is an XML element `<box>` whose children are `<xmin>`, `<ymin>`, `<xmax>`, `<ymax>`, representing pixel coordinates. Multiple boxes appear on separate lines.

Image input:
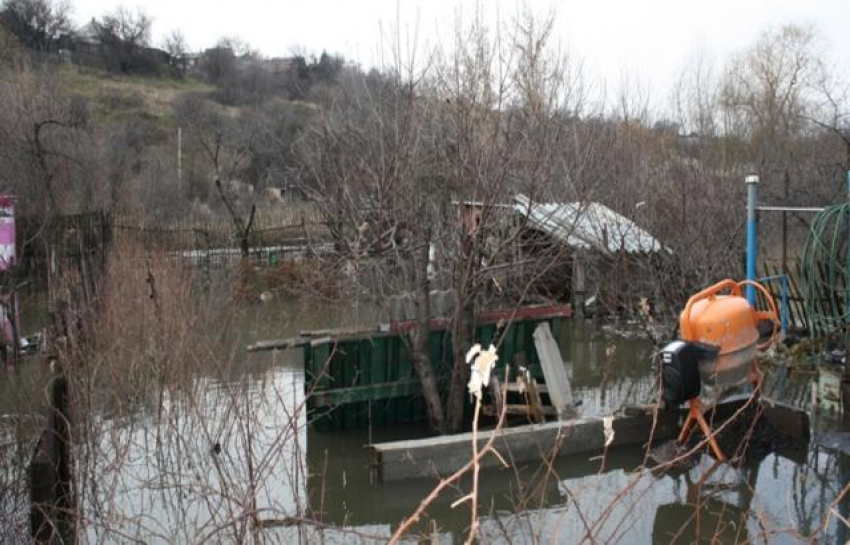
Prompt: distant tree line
<box><xmin>0</xmin><ymin>2</ymin><xmax>848</xmax><ymax>310</ymax></box>
<box><xmin>0</xmin><ymin>0</ymin><xmax>345</xmax><ymax>104</ymax></box>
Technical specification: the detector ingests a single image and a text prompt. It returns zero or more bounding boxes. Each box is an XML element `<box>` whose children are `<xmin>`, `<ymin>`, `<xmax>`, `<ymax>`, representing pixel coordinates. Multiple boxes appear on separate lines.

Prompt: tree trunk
<box><xmin>445</xmin><ymin>234</ymin><xmax>478</xmax><ymax>433</ymax></box>
<box><xmin>446</xmin><ymin>293</ymin><xmax>475</xmax><ymax>432</ymax></box>
<box><xmin>410</xmin><ymin>227</ymin><xmax>446</xmax><ymax>433</ymax></box>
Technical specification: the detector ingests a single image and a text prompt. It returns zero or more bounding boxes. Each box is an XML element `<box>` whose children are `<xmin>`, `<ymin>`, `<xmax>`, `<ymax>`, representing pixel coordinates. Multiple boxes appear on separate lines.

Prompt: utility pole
<box><xmin>177</xmin><ymin>127</ymin><xmax>183</xmax><ymax>186</ymax></box>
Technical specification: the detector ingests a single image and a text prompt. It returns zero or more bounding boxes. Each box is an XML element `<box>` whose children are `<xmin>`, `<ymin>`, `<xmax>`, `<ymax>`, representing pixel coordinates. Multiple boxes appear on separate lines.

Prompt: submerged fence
<box><xmin>18</xmin><ymin>207</ymin><xmax>333</xmax><ymax>278</ymax></box>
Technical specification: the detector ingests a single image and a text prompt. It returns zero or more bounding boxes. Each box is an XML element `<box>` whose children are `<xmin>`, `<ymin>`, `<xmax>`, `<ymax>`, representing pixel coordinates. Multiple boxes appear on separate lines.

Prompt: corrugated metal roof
<box><xmin>515</xmin><ymin>194</ymin><xmax>664</xmax><ymax>254</ymax></box>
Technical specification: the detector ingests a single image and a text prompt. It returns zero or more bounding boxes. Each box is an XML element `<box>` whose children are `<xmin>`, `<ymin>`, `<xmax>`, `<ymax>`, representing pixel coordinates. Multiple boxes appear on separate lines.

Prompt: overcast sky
<box><xmin>69</xmin><ymin>0</ymin><xmax>850</xmax><ymax>98</ymax></box>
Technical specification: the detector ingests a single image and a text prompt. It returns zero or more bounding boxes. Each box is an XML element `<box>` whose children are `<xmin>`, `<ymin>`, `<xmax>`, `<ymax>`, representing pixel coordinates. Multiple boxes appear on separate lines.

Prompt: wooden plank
<box><xmin>482</xmin><ymin>404</ymin><xmax>558</xmax><ymax>417</ymax></box>
<box><xmin>369</xmin><ymin>411</ymin><xmax>681</xmax><ymax>481</ymax></box>
<box><xmin>533</xmin><ymin>322</ymin><xmax>576</xmax><ymax>420</ymax></box>
<box><xmin>768</xmin><ymin>261</ymin><xmax>800</xmax><ymax>330</ymax></box>
<box><xmin>504</xmin><ymin>382</ymin><xmax>549</xmax><ymax>394</ymax></box>
<box><xmin>478</xmin><ymin>304</ymin><xmax>573</xmax><ymax>322</ymax></box>
<box><xmin>522</xmin><ymin>374</ymin><xmax>546</xmax><ymax>424</ymax></box>
<box><xmin>787</xmin><ymin>262</ymin><xmax>809</xmax><ymax>331</ymax></box>
<box><xmin>249</xmin><ymin>305</ymin><xmax>573</xmax><ymax>351</ymax></box>
<box><xmin>368</xmin><ymin>396</ymin><xmax>810</xmax><ymax>481</ymax></box>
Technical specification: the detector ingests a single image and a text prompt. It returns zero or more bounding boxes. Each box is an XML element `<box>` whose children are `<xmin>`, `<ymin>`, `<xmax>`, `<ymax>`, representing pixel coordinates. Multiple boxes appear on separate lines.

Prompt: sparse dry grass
<box><xmin>53</xmin><ymin>64</ymin><xmax>217</xmax><ymax>124</ymax></box>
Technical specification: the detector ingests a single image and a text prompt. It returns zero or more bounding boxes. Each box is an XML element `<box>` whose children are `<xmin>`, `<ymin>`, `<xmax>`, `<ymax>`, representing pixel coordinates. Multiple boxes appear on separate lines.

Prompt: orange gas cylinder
<box><xmin>679</xmin><ymin>279</ymin><xmax>779</xmax><ymax>387</ymax></box>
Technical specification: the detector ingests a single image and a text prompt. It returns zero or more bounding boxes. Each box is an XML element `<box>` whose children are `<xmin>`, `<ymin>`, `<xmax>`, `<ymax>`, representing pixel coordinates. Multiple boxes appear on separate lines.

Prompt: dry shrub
<box><xmin>84</xmin><ymin>240</ymin><xmax>233</xmax><ymax>406</ymax></box>
<box><xmin>232</xmin><ymin>259</ymin><xmax>259</xmax><ymax>302</ymax></box>
<box><xmin>264</xmin><ymin>257</ymin><xmax>343</xmax><ymax>300</ymax></box>
<box><xmin>57</xmin><ymin>240</ymin><xmax>318</xmax><ymax>543</ymax></box>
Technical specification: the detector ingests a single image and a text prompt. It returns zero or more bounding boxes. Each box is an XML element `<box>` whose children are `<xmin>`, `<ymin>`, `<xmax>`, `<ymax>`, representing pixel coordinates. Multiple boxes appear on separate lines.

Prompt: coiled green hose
<box><xmin>800</xmin><ymin>203</ymin><xmax>850</xmax><ymax>337</ymax></box>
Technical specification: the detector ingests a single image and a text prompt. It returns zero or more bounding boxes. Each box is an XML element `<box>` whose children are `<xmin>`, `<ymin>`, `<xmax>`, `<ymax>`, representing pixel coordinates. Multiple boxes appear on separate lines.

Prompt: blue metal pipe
<box><xmin>746</xmin><ymin>175</ymin><xmax>759</xmax><ymax>305</ymax></box>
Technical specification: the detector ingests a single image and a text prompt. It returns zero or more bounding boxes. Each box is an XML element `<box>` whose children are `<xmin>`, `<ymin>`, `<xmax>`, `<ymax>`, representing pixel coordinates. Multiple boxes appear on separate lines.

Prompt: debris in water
<box><xmin>603</xmin><ymin>415</ymin><xmax>615</xmax><ymax>447</ymax></box>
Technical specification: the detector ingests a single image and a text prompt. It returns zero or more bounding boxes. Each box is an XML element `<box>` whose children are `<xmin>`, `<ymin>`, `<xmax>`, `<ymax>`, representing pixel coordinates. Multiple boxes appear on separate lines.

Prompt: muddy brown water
<box><xmin>2</xmin><ymin>293</ymin><xmax>848</xmax><ymax>543</ymax></box>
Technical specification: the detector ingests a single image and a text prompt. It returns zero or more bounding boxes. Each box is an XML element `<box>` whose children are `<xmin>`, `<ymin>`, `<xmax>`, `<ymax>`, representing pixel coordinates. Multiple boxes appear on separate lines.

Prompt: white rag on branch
<box><xmin>466</xmin><ymin>343</ymin><xmax>499</xmax><ymax>400</ymax></box>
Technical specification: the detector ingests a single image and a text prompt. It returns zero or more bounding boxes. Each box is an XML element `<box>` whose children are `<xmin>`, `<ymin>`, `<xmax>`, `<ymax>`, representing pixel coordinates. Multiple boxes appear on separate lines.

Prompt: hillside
<box><xmin>54</xmin><ymin>64</ymin><xmax>216</xmax><ymax>124</ymax></box>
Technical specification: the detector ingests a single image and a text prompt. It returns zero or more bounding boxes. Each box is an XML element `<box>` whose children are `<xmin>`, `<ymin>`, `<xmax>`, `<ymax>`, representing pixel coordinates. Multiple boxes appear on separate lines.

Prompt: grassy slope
<box><xmin>51</xmin><ymin>64</ymin><xmax>318</xmax><ymax>131</ymax></box>
<box><xmin>53</xmin><ymin>64</ymin><xmax>217</xmax><ymax>127</ymax></box>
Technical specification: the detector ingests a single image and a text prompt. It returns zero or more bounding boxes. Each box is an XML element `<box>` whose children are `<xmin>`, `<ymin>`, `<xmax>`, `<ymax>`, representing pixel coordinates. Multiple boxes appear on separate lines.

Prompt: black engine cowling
<box><xmin>659</xmin><ymin>341</ymin><xmax>719</xmax><ymax>407</ymax></box>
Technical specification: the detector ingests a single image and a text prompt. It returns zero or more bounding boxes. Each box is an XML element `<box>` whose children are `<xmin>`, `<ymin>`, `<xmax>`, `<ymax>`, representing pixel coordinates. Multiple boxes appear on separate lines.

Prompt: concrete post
<box><xmin>745</xmin><ymin>175</ymin><xmax>759</xmax><ymax>305</ymax></box>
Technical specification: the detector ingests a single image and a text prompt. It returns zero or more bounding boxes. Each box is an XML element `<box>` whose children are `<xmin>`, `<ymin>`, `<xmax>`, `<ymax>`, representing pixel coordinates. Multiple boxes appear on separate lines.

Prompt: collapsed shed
<box><xmin>514</xmin><ymin>194</ymin><xmax>666</xmax><ymax>314</ymax></box>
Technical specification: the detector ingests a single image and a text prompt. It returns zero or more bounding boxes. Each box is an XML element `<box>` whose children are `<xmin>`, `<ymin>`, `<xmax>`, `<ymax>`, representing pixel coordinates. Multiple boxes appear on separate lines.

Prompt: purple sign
<box><xmin>0</xmin><ymin>195</ymin><xmax>15</xmax><ymax>271</ymax></box>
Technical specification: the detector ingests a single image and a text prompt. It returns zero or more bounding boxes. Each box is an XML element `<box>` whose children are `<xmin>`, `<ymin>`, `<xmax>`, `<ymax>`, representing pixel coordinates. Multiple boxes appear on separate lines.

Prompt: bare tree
<box><xmin>721</xmin><ymin>25</ymin><xmax>825</xmax><ymax>198</ymax></box>
<box><xmin>94</xmin><ymin>6</ymin><xmax>154</xmax><ymax>74</ymax></box>
<box><xmin>720</xmin><ymin>24</ymin><xmax>839</xmax><ymax>271</ymax></box>
<box><xmin>162</xmin><ymin>29</ymin><xmax>186</xmax><ymax>58</ymax></box>
<box><xmin>0</xmin><ymin>68</ymin><xmax>90</xmax><ymax>216</ymax></box>
<box><xmin>297</xmin><ymin>9</ymin><xmax>590</xmax><ymax>433</ymax></box>
<box><xmin>175</xmin><ymin>95</ymin><xmax>260</xmax><ymax>257</ymax></box>
<box><xmin>0</xmin><ymin>0</ymin><xmax>71</xmax><ymax>52</ymax></box>
<box><xmin>162</xmin><ymin>29</ymin><xmax>187</xmax><ymax>76</ymax></box>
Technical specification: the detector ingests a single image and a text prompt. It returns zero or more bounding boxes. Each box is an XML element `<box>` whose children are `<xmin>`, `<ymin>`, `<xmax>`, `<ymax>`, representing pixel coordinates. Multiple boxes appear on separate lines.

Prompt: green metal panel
<box><xmin>372</xmin><ymin>339</ymin><xmax>387</xmax><ymax>426</ymax></box>
<box><xmin>398</xmin><ymin>337</ymin><xmax>412</xmax><ymax>379</ymax></box>
<box><xmin>304</xmin><ymin>315</ymin><xmax>567</xmax><ymax>430</ymax></box>
<box><xmin>478</xmin><ymin>324</ymin><xmax>495</xmax><ymax>347</ymax></box>
<box><xmin>359</xmin><ymin>342</ymin><xmax>372</xmax><ymax>384</ymax></box>
<box><xmin>310</xmin><ymin>379</ymin><xmax>423</xmax><ymax>406</ymax></box>
<box><xmin>501</xmin><ymin>323</ymin><xmax>516</xmax><ymax>370</ymax></box>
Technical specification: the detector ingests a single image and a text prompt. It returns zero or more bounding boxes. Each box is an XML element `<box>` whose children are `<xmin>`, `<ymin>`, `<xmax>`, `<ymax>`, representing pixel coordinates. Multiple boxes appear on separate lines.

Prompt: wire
<box><xmin>800</xmin><ymin>203</ymin><xmax>850</xmax><ymax>337</ymax></box>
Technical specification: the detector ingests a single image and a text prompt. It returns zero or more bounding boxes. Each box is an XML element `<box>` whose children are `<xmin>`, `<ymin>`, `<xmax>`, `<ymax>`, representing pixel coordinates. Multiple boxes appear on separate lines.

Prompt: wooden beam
<box><xmin>482</xmin><ymin>404</ymin><xmax>558</xmax><ymax>417</ymax></box>
<box><xmin>367</xmin><ymin>397</ymin><xmax>812</xmax><ymax>481</ymax></box>
<box><xmin>523</xmin><ymin>374</ymin><xmax>546</xmax><ymax>424</ymax></box>
<box><xmin>504</xmin><ymin>382</ymin><xmax>549</xmax><ymax>394</ymax></box>
<box><xmin>368</xmin><ymin>411</ymin><xmax>680</xmax><ymax>482</ymax></box>
<box><xmin>248</xmin><ymin>304</ymin><xmax>573</xmax><ymax>352</ymax></box>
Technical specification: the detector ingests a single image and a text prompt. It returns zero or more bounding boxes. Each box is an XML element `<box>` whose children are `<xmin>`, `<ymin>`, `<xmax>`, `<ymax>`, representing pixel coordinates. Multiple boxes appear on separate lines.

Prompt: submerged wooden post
<box><xmin>524</xmin><ymin>376</ymin><xmax>546</xmax><ymax>424</ymax></box>
<box><xmin>30</xmin><ymin>366</ymin><xmax>74</xmax><ymax>543</ymax></box>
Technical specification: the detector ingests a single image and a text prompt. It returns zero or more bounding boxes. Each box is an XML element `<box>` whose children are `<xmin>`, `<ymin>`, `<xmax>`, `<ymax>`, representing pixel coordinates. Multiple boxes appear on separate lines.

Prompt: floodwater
<box><xmin>2</xmin><ymin>292</ymin><xmax>849</xmax><ymax>543</ymax></box>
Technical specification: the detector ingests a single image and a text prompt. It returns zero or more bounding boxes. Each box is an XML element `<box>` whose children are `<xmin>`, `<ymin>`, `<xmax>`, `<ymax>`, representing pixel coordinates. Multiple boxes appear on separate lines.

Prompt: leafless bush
<box><xmin>44</xmin><ymin>240</ymin><xmax>333</xmax><ymax>543</ymax></box>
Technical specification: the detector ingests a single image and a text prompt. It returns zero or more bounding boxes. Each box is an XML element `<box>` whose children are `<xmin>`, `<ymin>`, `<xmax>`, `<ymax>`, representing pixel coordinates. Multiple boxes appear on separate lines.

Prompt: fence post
<box><xmin>781</xmin><ymin>274</ymin><xmax>788</xmax><ymax>335</ymax></box>
<box><xmin>29</xmin><ymin>366</ymin><xmax>74</xmax><ymax>543</ymax></box>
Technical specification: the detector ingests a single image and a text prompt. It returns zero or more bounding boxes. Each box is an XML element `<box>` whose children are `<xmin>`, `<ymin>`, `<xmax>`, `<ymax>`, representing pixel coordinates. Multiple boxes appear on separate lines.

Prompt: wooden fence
<box><xmin>18</xmin><ymin>207</ymin><xmax>334</xmax><ymax>277</ymax></box>
<box><xmin>760</xmin><ymin>259</ymin><xmax>850</xmax><ymax>337</ymax></box>
<box><xmin>760</xmin><ymin>260</ymin><xmax>809</xmax><ymax>332</ymax></box>
<box><xmin>112</xmin><ymin>208</ymin><xmax>332</xmax><ymax>268</ymax></box>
